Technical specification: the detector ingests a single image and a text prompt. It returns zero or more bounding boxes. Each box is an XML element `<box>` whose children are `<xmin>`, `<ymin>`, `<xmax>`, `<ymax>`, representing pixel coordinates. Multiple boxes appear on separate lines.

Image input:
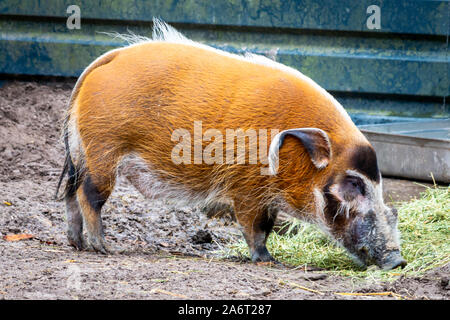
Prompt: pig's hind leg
<box><xmin>65</xmin><ymin>192</ymin><xmax>85</xmax><ymax>250</ymax></box>
<box><xmin>76</xmin><ymin>174</ymin><xmax>112</xmax><ymax>254</ymax></box>
<box><xmin>61</xmin><ymin>154</ymin><xmax>85</xmax><ymax>251</ymax></box>
<box><xmin>75</xmin><ymin>149</ymin><xmax>122</xmax><ymax>254</ymax></box>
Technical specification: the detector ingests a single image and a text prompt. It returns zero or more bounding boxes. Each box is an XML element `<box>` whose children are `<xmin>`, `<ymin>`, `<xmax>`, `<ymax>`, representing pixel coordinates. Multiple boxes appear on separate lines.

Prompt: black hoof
<box><xmin>251</xmin><ymin>246</ymin><xmax>276</xmax><ymax>263</ymax></box>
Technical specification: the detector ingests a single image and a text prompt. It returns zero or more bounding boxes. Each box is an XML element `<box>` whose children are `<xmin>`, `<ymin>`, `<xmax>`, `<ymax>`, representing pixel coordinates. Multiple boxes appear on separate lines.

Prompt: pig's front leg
<box><xmin>235</xmin><ymin>203</ymin><xmax>278</xmax><ymax>263</ymax></box>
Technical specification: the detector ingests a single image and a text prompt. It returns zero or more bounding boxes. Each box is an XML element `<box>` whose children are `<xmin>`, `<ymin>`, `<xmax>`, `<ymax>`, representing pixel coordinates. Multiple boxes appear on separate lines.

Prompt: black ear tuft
<box><xmin>269</xmin><ymin>128</ymin><xmax>332</xmax><ymax>174</ymax></box>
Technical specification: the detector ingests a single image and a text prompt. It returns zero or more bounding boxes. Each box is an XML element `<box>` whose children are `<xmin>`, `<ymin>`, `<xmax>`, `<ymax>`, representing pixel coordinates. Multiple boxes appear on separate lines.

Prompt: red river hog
<box><xmin>57</xmin><ymin>19</ymin><xmax>406</xmax><ymax>270</ymax></box>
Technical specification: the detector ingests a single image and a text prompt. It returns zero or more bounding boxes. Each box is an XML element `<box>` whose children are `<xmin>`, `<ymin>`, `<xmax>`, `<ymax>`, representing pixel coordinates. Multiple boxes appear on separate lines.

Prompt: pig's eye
<box><xmin>344</xmin><ymin>175</ymin><xmax>366</xmax><ymax>197</ymax></box>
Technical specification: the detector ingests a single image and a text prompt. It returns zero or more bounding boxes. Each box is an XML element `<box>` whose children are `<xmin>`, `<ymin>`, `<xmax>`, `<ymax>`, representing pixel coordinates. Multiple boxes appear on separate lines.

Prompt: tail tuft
<box><xmin>54</xmin><ymin>126</ymin><xmax>84</xmax><ymax>200</ymax></box>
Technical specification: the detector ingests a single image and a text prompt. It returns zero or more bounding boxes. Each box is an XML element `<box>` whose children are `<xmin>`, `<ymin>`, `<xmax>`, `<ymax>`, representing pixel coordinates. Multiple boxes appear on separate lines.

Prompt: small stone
<box><xmin>191</xmin><ymin>230</ymin><xmax>213</xmax><ymax>244</ymax></box>
<box><xmin>440</xmin><ymin>277</ymin><xmax>449</xmax><ymax>290</ymax></box>
<box><xmin>303</xmin><ymin>273</ymin><xmax>328</xmax><ymax>281</ymax></box>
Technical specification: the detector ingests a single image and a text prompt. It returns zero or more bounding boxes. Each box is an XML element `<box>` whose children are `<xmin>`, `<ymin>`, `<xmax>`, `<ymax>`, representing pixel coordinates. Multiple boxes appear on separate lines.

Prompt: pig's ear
<box><xmin>268</xmin><ymin>128</ymin><xmax>332</xmax><ymax>174</ymax></box>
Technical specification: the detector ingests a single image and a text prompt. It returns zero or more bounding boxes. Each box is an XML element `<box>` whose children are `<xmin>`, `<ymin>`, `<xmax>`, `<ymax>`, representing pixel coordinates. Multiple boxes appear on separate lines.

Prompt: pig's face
<box><xmin>270</xmin><ymin>129</ymin><xmax>406</xmax><ymax>270</ymax></box>
<box><xmin>321</xmin><ymin>147</ymin><xmax>406</xmax><ymax>270</ymax></box>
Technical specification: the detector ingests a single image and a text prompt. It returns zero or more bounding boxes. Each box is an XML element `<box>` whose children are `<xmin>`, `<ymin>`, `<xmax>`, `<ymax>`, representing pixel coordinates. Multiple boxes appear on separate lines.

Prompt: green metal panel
<box><xmin>0</xmin><ymin>0</ymin><xmax>448</xmax><ymax>117</ymax></box>
<box><xmin>1</xmin><ymin>0</ymin><xmax>448</xmax><ymax>35</ymax></box>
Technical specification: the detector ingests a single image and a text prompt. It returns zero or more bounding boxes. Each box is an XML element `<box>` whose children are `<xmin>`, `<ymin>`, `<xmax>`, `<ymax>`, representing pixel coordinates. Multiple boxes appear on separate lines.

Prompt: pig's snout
<box><xmin>380</xmin><ymin>251</ymin><xmax>407</xmax><ymax>270</ymax></box>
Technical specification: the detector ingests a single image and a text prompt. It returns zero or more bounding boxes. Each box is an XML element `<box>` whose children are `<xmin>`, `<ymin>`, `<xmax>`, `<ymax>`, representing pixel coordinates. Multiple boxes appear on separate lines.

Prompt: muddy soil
<box><xmin>0</xmin><ymin>80</ymin><xmax>448</xmax><ymax>300</ymax></box>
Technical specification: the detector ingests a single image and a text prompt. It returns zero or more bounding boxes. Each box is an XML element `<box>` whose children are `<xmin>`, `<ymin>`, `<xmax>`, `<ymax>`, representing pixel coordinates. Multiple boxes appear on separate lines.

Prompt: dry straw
<box><xmin>225</xmin><ymin>185</ymin><xmax>449</xmax><ymax>280</ymax></box>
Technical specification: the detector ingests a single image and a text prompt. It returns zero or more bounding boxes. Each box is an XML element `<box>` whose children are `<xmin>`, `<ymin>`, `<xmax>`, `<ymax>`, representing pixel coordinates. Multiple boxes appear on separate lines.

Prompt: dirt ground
<box><xmin>0</xmin><ymin>79</ymin><xmax>448</xmax><ymax>300</ymax></box>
